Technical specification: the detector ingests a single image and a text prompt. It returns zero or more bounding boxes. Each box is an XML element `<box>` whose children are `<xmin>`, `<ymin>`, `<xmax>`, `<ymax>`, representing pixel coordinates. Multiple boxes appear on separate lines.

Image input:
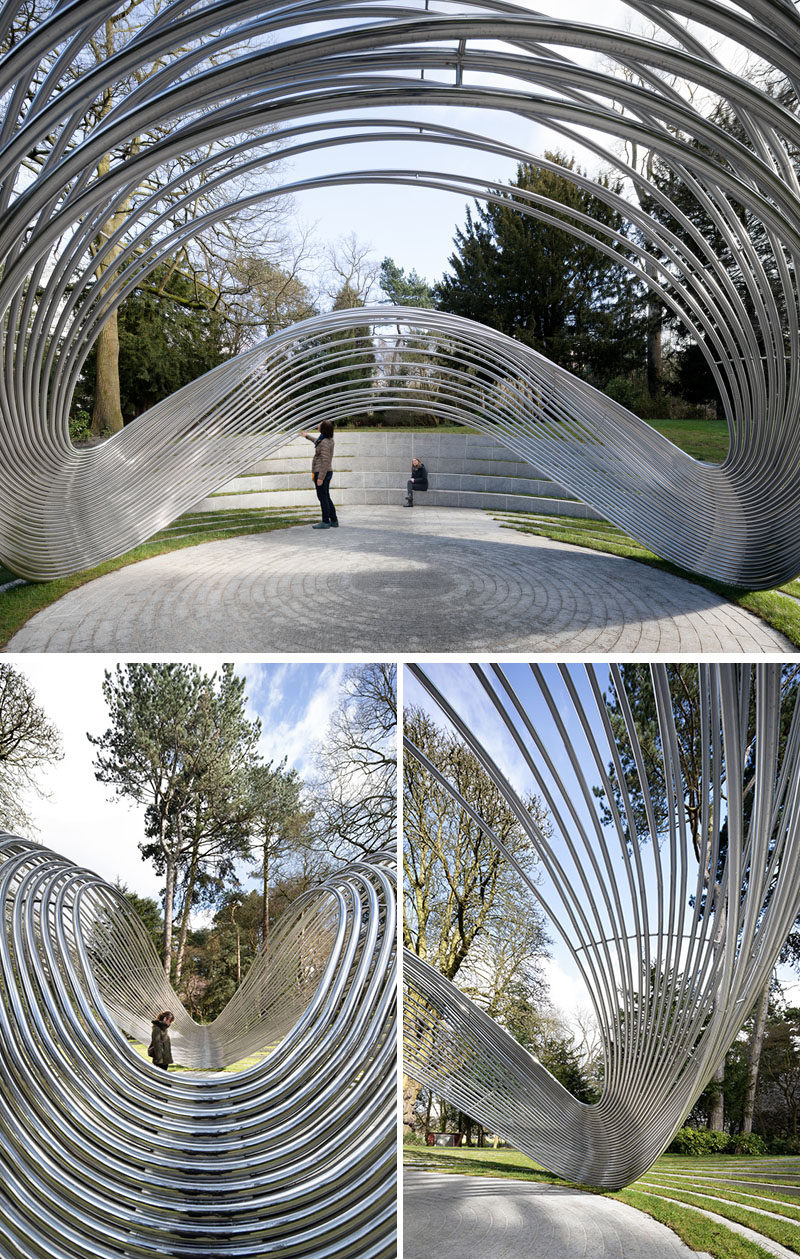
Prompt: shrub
<box><xmin>767</xmin><ymin>1136</ymin><xmax>800</xmax><ymax>1155</ymax></box>
<box><xmin>69</xmin><ymin>409</ymin><xmax>92</xmax><ymax>444</ymax></box>
<box><xmin>668</xmin><ymin>1127</ymin><xmax>731</xmax><ymax>1155</ymax></box>
<box><xmin>729</xmin><ymin>1133</ymin><xmax>766</xmax><ymax>1156</ymax></box>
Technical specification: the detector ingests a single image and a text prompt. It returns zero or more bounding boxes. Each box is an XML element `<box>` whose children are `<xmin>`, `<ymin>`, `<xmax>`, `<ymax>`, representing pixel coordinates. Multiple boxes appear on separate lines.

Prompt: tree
<box><xmin>116</xmin><ymin>882</ymin><xmax>164</xmax><ymax>957</ymax></box>
<box><xmin>757</xmin><ymin>1006</ymin><xmax>800</xmax><ymax>1140</ymax></box>
<box><xmin>5</xmin><ymin>0</ymin><xmax>297</xmax><ymax>437</ymax></box>
<box><xmin>435</xmin><ymin>153</ymin><xmax>645</xmax><ymax>386</ymax></box>
<box><xmin>89</xmin><ymin>663</ymin><xmax>261</xmax><ymax>978</ymax></box>
<box><xmin>594</xmin><ymin>664</ymin><xmax>707</xmax><ymax>858</ymax></box>
<box><xmin>504</xmin><ymin>984</ymin><xmax>598</xmax><ymax>1103</ymax></box>
<box><xmin>248</xmin><ymin>759</ymin><xmax>312</xmax><ymax>943</ymax></box>
<box><xmin>0</xmin><ymin>664</ymin><xmax>63</xmax><ymax>835</ymax></box>
<box><xmin>323</xmin><ymin>234</ymin><xmax>380</xmax><ymax>306</ymax></box>
<box><xmin>379</xmin><ymin>258</ymin><xmax>435</xmax><ymax>308</ymax></box>
<box><xmin>404</xmin><ymin>704</ymin><xmax>551</xmax><ymax>1138</ymax></box>
<box><xmin>225</xmin><ymin>253</ymin><xmax>317</xmax><ymax>347</ymax></box>
<box><xmin>74</xmin><ymin>263</ymin><xmax>231</xmax><ymax>423</ymax></box>
<box><xmin>404</xmin><ymin>705</ymin><xmax>549</xmax><ymax>984</ymax></box>
<box><xmin>310</xmin><ymin>663</ymin><xmax>396</xmax><ymax>860</ymax></box>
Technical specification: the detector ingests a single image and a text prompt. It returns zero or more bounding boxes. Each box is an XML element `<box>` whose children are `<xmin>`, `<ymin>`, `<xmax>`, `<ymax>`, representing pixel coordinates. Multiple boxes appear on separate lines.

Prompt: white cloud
<box><xmin>541</xmin><ymin>954</ymin><xmax>594</xmax><ymax>1034</ymax></box>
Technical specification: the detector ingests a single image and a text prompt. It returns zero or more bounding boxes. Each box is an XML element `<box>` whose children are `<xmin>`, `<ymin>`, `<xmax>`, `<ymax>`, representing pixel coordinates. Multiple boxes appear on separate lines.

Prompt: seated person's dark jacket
<box><xmin>411</xmin><ymin>462</ymin><xmax>428</xmax><ymax>490</ymax></box>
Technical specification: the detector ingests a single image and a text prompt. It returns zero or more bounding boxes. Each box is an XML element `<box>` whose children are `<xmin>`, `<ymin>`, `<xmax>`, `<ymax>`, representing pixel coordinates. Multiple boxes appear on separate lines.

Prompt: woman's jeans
<box><xmin>315</xmin><ymin>472</ymin><xmax>337</xmax><ymax>523</ymax></box>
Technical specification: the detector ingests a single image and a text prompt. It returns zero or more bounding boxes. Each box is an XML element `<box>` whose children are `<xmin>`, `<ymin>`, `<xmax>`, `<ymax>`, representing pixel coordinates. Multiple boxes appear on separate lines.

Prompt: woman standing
<box><xmin>148</xmin><ymin>1011</ymin><xmax>174</xmax><ymax>1070</ymax></box>
<box><xmin>302</xmin><ymin>421</ymin><xmax>338</xmax><ymax>529</ymax></box>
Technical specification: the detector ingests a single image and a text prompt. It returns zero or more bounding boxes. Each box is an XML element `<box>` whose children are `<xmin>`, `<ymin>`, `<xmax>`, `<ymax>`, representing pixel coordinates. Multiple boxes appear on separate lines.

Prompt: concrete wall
<box><xmin>193</xmin><ymin>430</ymin><xmax>601</xmax><ymax>518</ymax></box>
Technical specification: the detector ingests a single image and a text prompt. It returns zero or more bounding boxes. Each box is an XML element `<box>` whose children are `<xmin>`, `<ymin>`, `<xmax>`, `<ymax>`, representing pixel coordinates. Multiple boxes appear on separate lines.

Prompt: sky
<box><xmin>10</xmin><ymin>657</ymin><xmax>349</xmax><ymax>903</ymax></box>
<box><xmin>269</xmin><ymin>0</ymin><xmax>634</xmax><ymax>292</ymax></box>
<box><xmin>272</xmin><ymin>0</ymin><xmax>749</xmax><ymax>295</ymax></box>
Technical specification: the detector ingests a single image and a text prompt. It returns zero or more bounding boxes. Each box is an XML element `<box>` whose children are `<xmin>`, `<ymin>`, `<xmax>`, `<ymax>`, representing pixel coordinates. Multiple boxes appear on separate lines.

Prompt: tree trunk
<box><xmin>708</xmin><ymin>1060</ymin><xmax>725</xmax><ymax>1131</ymax></box>
<box><xmin>90</xmin><ymin>310</ymin><xmax>124</xmax><ymax>436</ymax></box>
<box><xmin>173</xmin><ymin>850</ymin><xmax>199</xmax><ymax>984</ymax></box>
<box><xmin>742</xmin><ymin>982</ymin><xmax>771</xmax><ymax>1134</ymax></box>
<box><xmin>262</xmin><ymin>842</ymin><xmax>270</xmax><ymax>944</ymax></box>
<box><xmin>162</xmin><ymin>856</ymin><xmax>175</xmax><ymax>979</ymax></box>
<box><xmin>403</xmin><ymin>1074</ymin><xmax>421</xmax><ymax>1133</ymax></box>
<box><xmin>646</xmin><ymin>270</ymin><xmax>663</xmax><ymax>396</ymax></box>
<box><xmin>88</xmin><ymin>147</ymin><xmax>126</xmax><ymax>439</ymax></box>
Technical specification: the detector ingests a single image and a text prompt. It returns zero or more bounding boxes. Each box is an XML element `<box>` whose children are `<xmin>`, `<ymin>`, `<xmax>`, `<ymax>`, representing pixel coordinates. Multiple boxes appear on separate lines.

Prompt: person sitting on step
<box><xmin>404</xmin><ymin>457</ymin><xmax>428</xmax><ymax>506</ymax></box>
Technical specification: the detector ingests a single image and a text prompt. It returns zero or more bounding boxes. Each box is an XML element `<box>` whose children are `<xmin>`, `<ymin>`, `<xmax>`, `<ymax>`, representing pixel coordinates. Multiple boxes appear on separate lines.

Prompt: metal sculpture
<box><xmin>403</xmin><ymin>663</ymin><xmax>800</xmax><ymax>1189</ymax></box>
<box><xmin>3</xmin><ymin>0</ymin><xmax>800</xmax><ymax>585</ymax></box>
<box><xmin>0</xmin><ymin>834</ymin><xmax>396</xmax><ymax>1258</ymax></box>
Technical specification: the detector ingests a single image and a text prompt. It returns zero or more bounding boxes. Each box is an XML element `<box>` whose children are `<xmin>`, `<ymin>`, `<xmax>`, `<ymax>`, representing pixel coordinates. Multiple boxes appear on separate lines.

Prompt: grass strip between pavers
<box><xmin>617</xmin><ymin>1189</ymin><xmax>777</xmax><ymax>1259</ymax></box>
<box><xmin>632</xmin><ymin>1183</ymin><xmax>800</xmax><ymax>1249</ymax></box>
<box><xmin>0</xmin><ymin>512</ymin><xmax>315</xmax><ymax>648</ymax></box>
<box><xmin>642</xmin><ymin>1176</ymin><xmax>800</xmax><ymax>1220</ymax></box>
<box><xmin>491</xmin><ymin>511</ymin><xmax>800</xmax><ymax>648</ymax></box>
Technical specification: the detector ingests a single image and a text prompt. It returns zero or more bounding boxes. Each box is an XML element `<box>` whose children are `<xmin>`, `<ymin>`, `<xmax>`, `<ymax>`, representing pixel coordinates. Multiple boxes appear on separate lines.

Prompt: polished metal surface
<box><xmin>0</xmin><ymin>835</ymin><xmax>396</xmax><ymax>1257</ymax></box>
<box><xmin>403</xmin><ymin>664</ymin><xmax>800</xmax><ymax>1189</ymax></box>
<box><xmin>3</xmin><ymin>1</ymin><xmax>800</xmax><ymax>585</ymax></box>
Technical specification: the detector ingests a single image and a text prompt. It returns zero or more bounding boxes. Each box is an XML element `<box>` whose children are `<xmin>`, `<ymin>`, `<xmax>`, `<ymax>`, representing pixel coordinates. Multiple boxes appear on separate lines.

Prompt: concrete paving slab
<box><xmin>403</xmin><ymin>1171</ymin><xmax>711</xmax><ymax>1259</ymax></box>
<box><xmin>4</xmin><ymin>506</ymin><xmax>793</xmax><ymax>654</ymax></box>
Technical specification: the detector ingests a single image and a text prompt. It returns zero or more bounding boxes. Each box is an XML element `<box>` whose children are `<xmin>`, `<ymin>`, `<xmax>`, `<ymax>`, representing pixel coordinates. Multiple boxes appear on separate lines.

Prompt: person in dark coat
<box><xmin>148</xmin><ymin>1011</ymin><xmax>174</xmax><ymax>1069</ymax></box>
<box><xmin>404</xmin><ymin>456</ymin><xmax>428</xmax><ymax>506</ymax></box>
<box><xmin>301</xmin><ymin>420</ymin><xmax>338</xmax><ymax>528</ymax></box>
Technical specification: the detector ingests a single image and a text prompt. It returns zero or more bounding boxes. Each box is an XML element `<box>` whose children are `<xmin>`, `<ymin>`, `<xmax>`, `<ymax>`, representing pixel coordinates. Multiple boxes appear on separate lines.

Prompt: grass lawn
<box><xmin>404</xmin><ymin>1145</ymin><xmax>800</xmax><ymax>1257</ymax></box>
<box><xmin>646</xmin><ymin>418</ymin><xmax>730</xmax><ymax>462</ymax></box>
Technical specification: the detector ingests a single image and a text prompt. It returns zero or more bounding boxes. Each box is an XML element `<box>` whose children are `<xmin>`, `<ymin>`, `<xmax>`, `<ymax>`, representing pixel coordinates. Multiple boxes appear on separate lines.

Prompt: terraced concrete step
<box><xmin>192</xmin><ymin>431</ymin><xmax>600</xmax><ymax>517</ymax></box>
<box><xmin>202</xmin><ymin>486</ymin><xmax>600</xmax><ymax>517</ymax></box>
<box><xmin>212</xmin><ymin>470</ymin><xmax>577</xmax><ymax>498</ymax></box>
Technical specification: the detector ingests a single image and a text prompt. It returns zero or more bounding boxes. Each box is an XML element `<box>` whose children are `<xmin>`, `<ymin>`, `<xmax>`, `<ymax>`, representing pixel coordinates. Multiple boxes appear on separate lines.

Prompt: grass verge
<box><xmin>0</xmin><ymin>508</ymin><xmax>315</xmax><ymax>648</ymax></box>
<box><xmin>404</xmin><ymin>1145</ymin><xmax>800</xmax><ymax>1258</ymax></box>
<box><xmin>491</xmin><ymin>512</ymin><xmax>800</xmax><ymax>649</ymax></box>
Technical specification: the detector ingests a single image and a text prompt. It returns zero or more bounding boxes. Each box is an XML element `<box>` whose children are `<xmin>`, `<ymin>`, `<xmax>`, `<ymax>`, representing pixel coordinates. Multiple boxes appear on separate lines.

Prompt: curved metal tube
<box><xmin>4</xmin><ymin>1</ymin><xmax>800</xmax><ymax>583</ymax></box>
<box><xmin>403</xmin><ymin>663</ymin><xmax>800</xmax><ymax>1189</ymax></box>
<box><xmin>0</xmin><ymin>835</ymin><xmax>396</xmax><ymax>1257</ymax></box>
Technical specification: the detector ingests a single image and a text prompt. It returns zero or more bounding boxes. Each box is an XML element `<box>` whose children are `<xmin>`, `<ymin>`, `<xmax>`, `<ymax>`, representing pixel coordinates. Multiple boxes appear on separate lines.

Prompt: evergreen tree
<box><xmin>89</xmin><ymin>663</ymin><xmax>262</xmax><ymax>979</ymax></box>
<box><xmin>435</xmin><ymin>153</ymin><xmax>645</xmax><ymax>385</ymax></box>
<box><xmin>379</xmin><ymin>258</ymin><xmax>435</xmax><ymax>307</ymax></box>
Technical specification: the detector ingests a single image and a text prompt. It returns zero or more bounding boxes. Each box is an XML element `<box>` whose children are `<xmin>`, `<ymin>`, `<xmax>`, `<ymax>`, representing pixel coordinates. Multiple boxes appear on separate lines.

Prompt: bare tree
<box><xmin>403</xmin><ymin>705</ymin><xmax>549</xmax><ymax>984</ymax></box>
<box><xmin>0</xmin><ymin>665</ymin><xmax>63</xmax><ymax>835</ymax></box>
<box><xmin>322</xmin><ymin>233</ymin><xmax>381</xmax><ymax>306</ymax></box>
<box><xmin>310</xmin><ymin>663</ymin><xmax>396</xmax><ymax>861</ymax></box>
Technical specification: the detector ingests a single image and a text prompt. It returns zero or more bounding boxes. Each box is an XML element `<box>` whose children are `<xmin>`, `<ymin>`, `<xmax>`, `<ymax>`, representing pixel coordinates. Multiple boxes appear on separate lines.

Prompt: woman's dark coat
<box><xmin>148</xmin><ymin>1018</ymin><xmax>173</xmax><ymax>1067</ymax></box>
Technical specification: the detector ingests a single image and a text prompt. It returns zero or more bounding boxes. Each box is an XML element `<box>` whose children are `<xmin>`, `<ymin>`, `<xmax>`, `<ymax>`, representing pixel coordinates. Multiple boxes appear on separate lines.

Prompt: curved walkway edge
<box><xmin>403</xmin><ymin>1170</ymin><xmax>712</xmax><ymax>1259</ymax></box>
<box><xmin>5</xmin><ymin>507</ymin><xmax>792</xmax><ymax>653</ymax></box>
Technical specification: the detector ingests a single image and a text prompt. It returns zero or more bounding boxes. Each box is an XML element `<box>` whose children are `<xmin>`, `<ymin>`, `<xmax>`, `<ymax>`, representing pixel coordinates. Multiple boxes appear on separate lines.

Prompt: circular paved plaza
<box><xmin>5</xmin><ymin>507</ymin><xmax>793</xmax><ymax>653</ymax></box>
<box><xmin>403</xmin><ymin>1171</ymin><xmax>709</xmax><ymax>1259</ymax></box>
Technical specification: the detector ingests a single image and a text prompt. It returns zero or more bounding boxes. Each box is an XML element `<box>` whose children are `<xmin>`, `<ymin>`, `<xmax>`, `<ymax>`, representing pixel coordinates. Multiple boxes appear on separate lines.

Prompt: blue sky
<box><xmin>276</xmin><ymin>0</ymin><xmax>633</xmax><ymax>292</ymax></box>
<box><xmin>10</xmin><ymin>657</ymin><xmax>349</xmax><ymax>902</ymax></box>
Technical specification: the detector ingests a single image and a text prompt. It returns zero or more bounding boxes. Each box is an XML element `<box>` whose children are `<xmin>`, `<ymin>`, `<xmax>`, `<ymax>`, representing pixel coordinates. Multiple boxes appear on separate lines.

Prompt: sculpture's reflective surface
<box><xmin>4</xmin><ymin>0</ymin><xmax>800</xmax><ymax>585</ymax></box>
<box><xmin>404</xmin><ymin>664</ymin><xmax>800</xmax><ymax>1189</ymax></box>
<box><xmin>0</xmin><ymin>835</ymin><xmax>396</xmax><ymax>1257</ymax></box>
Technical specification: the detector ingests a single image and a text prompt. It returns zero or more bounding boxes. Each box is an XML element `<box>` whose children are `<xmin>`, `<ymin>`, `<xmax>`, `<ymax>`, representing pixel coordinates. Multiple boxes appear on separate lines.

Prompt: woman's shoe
<box><xmin>329</xmin><ymin>520</ymin><xmax>339</xmax><ymax>527</ymax></box>
<box><xmin>312</xmin><ymin>522</ymin><xmax>331</xmax><ymax>529</ymax></box>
